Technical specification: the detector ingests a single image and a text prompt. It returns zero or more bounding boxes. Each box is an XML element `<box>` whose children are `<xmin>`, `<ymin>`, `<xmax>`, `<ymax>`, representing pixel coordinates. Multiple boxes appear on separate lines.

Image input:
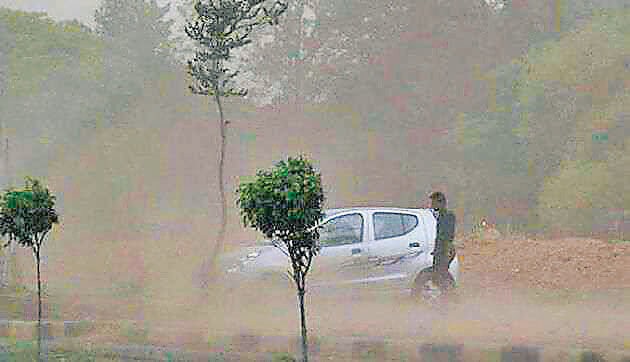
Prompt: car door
<box><xmin>365</xmin><ymin>211</ymin><xmax>432</xmax><ymax>285</ymax></box>
<box><xmin>309</xmin><ymin>211</ymin><xmax>369</xmax><ymax>287</ymax></box>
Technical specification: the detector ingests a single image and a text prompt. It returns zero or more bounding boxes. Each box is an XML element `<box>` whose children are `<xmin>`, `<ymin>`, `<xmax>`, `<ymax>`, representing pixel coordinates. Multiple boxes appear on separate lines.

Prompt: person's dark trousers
<box><xmin>433</xmin><ymin>210</ymin><xmax>456</xmax><ymax>290</ymax></box>
<box><xmin>438</xmin><ymin>263</ymin><xmax>455</xmax><ymax>290</ymax></box>
<box><xmin>432</xmin><ymin>250</ymin><xmax>455</xmax><ymax>290</ymax></box>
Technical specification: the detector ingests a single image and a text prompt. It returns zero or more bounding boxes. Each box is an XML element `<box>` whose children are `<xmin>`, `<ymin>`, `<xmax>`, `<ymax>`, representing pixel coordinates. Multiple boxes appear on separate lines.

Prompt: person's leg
<box><xmin>439</xmin><ymin>248</ymin><xmax>456</xmax><ymax>288</ymax></box>
<box><xmin>439</xmin><ymin>265</ymin><xmax>452</xmax><ymax>290</ymax></box>
<box><xmin>433</xmin><ymin>253</ymin><xmax>449</xmax><ymax>290</ymax></box>
<box><xmin>443</xmin><ymin>271</ymin><xmax>455</xmax><ymax>290</ymax></box>
<box><xmin>446</xmin><ymin>249</ymin><xmax>456</xmax><ymax>288</ymax></box>
<box><xmin>431</xmin><ymin>252</ymin><xmax>441</xmax><ymax>286</ymax></box>
<box><xmin>448</xmin><ymin>248</ymin><xmax>456</xmax><ymax>265</ymax></box>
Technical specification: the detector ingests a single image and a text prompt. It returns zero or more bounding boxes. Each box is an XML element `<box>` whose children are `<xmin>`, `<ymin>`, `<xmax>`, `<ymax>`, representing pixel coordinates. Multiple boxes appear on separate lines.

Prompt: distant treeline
<box><xmin>1</xmin><ymin>3</ymin><xmax>628</xmax><ymax>241</ymax></box>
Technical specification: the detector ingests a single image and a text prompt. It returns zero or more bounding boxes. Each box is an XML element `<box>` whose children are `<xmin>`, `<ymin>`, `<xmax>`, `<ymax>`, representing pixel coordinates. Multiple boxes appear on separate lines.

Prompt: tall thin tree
<box><xmin>0</xmin><ymin>177</ymin><xmax>59</xmax><ymax>361</ymax></box>
<box><xmin>184</xmin><ymin>0</ymin><xmax>288</xmax><ymax>285</ymax></box>
<box><xmin>0</xmin><ymin>21</ymin><xmax>10</xmax><ymax>288</ymax></box>
<box><xmin>236</xmin><ymin>155</ymin><xmax>325</xmax><ymax>362</ymax></box>
<box><xmin>0</xmin><ymin>21</ymin><xmax>12</xmax><ymax>286</ymax></box>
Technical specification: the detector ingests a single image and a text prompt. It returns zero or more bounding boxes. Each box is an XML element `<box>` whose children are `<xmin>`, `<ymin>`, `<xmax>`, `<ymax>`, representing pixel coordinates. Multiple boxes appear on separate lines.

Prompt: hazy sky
<box><xmin>0</xmin><ymin>0</ymin><xmax>102</xmax><ymax>25</ymax></box>
<box><xmin>0</xmin><ymin>0</ymin><xmax>175</xmax><ymax>26</ymax></box>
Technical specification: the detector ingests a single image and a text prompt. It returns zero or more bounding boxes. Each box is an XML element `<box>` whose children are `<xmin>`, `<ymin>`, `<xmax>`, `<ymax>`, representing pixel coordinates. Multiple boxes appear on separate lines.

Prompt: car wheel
<box><xmin>411</xmin><ymin>271</ymin><xmax>443</xmax><ymax>303</ymax></box>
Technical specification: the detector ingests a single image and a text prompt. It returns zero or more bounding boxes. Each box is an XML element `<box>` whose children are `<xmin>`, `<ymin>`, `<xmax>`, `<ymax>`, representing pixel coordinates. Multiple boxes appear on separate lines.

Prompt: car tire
<box><xmin>411</xmin><ymin>271</ymin><xmax>438</xmax><ymax>301</ymax></box>
<box><xmin>411</xmin><ymin>270</ymin><xmax>454</xmax><ymax>305</ymax></box>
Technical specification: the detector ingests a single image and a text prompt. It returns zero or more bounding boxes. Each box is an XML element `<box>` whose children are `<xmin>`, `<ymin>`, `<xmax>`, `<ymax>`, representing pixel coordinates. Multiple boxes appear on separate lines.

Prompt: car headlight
<box><xmin>227</xmin><ymin>250</ymin><xmax>261</xmax><ymax>273</ymax></box>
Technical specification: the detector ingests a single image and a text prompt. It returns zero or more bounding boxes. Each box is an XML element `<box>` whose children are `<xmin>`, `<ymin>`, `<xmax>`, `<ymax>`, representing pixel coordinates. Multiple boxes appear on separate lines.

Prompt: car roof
<box><xmin>325</xmin><ymin>207</ymin><xmax>428</xmax><ymax>218</ymax></box>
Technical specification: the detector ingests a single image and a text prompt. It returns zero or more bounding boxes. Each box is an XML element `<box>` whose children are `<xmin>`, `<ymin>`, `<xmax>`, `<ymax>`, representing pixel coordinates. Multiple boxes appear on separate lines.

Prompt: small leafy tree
<box><xmin>0</xmin><ymin>177</ymin><xmax>59</xmax><ymax>359</ymax></box>
<box><xmin>183</xmin><ymin>0</ymin><xmax>288</xmax><ymax>284</ymax></box>
<box><xmin>236</xmin><ymin>155</ymin><xmax>325</xmax><ymax>362</ymax></box>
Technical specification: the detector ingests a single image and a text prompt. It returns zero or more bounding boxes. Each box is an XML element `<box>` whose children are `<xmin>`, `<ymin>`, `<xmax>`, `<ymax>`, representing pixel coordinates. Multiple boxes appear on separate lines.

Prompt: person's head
<box><xmin>430</xmin><ymin>191</ymin><xmax>447</xmax><ymax>210</ymax></box>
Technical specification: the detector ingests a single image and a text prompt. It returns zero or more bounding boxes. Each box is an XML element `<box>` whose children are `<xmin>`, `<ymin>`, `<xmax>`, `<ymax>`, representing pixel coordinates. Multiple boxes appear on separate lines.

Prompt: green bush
<box><xmin>236</xmin><ymin>154</ymin><xmax>325</xmax><ymax>244</ymax></box>
<box><xmin>120</xmin><ymin>322</ymin><xmax>149</xmax><ymax>345</ymax></box>
<box><xmin>538</xmin><ymin>149</ymin><xmax>630</xmax><ymax>237</ymax></box>
<box><xmin>271</xmin><ymin>351</ymin><xmax>297</xmax><ymax>362</ymax></box>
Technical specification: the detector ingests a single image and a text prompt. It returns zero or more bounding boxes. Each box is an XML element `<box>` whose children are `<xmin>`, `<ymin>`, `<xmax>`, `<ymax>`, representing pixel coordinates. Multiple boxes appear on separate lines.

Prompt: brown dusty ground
<box><xmin>458</xmin><ymin>234</ymin><xmax>630</xmax><ymax>292</ymax></box>
<box><xmin>50</xmin><ymin>235</ymin><xmax>630</xmax><ymax>358</ymax></box>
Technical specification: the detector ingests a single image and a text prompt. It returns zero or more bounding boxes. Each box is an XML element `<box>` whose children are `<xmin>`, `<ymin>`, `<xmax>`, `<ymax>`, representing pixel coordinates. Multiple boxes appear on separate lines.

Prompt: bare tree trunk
<box><xmin>211</xmin><ymin>90</ymin><xmax>227</xmax><ymax>277</ymax></box>
<box><xmin>295</xmin><ymin>270</ymin><xmax>308</xmax><ymax>362</ymax></box>
<box><xmin>1</xmin><ymin>139</ymin><xmax>12</xmax><ymax>287</ymax></box>
<box><xmin>215</xmin><ymin>91</ymin><xmax>227</xmax><ymax>253</ymax></box>
<box><xmin>196</xmin><ymin>58</ymin><xmax>229</xmax><ymax>290</ymax></box>
<box><xmin>296</xmin><ymin>0</ymin><xmax>304</xmax><ymax>112</ymax></box>
<box><xmin>298</xmin><ymin>287</ymin><xmax>308</xmax><ymax>362</ymax></box>
<box><xmin>35</xmin><ymin>250</ymin><xmax>42</xmax><ymax>361</ymax></box>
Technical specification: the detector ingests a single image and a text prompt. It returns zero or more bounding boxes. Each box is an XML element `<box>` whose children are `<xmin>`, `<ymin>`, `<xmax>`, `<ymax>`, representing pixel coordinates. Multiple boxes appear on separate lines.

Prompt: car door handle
<box><xmin>351</xmin><ymin>248</ymin><xmax>362</xmax><ymax>255</ymax></box>
<box><xmin>408</xmin><ymin>242</ymin><xmax>420</xmax><ymax>248</ymax></box>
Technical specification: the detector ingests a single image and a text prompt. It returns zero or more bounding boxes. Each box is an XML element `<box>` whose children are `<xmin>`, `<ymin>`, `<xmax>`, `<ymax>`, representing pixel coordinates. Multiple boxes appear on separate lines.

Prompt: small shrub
<box><xmin>271</xmin><ymin>351</ymin><xmax>297</xmax><ymax>362</ymax></box>
<box><xmin>120</xmin><ymin>322</ymin><xmax>148</xmax><ymax>344</ymax></box>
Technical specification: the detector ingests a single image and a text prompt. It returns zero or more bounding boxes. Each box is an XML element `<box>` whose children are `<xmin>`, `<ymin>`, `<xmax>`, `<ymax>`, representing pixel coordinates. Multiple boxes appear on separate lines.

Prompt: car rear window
<box><xmin>373</xmin><ymin>212</ymin><xmax>418</xmax><ymax>240</ymax></box>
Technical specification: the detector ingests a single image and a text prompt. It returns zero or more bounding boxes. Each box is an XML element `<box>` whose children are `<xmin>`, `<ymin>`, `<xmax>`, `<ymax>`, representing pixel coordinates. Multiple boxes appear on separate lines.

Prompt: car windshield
<box><xmin>324</xmin><ymin>209</ymin><xmax>349</xmax><ymax>219</ymax></box>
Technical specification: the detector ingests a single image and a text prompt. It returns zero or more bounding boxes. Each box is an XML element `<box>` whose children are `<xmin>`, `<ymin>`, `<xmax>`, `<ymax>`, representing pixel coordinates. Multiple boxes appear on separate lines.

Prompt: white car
<box><xmin>221</xmin><ymin>207</ymin><xmax>460</xmax><ymax>296</ymax></box>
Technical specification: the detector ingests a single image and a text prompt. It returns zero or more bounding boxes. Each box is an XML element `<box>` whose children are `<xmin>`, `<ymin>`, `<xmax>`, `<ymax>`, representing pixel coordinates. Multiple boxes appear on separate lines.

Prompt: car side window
<box><xmin>401</xmin><ymin>214</ymin><xmax>419</xmax><ymax>234</ymax></box>
<box><xmin>318</xmin><ymin>213</ymin><xmax>363</xmax><ymax>247</ymax></box>
<box><xmin>373</xmin><ymin>213</ymin><xmax>418</xmax><ymax>240</ymax></box>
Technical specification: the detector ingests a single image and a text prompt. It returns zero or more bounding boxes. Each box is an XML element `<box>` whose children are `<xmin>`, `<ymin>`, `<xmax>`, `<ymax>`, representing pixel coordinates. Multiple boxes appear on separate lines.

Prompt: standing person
<box><xmin>429</xmin><ymin>191</ymin><xmax>456</xmax><ymax>290</ymax></box>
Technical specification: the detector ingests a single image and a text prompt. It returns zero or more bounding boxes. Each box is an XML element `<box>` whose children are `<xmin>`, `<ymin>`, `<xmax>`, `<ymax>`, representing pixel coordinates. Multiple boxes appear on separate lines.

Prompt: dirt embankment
<box><xmin>458</xmin><ymin>235</ymin><xmax>630</xmax><ymax>292</ymax></box>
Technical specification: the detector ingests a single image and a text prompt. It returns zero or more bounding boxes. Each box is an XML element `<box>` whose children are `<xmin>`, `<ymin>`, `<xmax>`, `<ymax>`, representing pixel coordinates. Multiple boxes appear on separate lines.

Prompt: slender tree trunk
<box><xmin>298</xmin><ymin>285</ymin><xmax>308</xmax><ymax>362</ymax></box>
<box><xmin>296</xmin><ymin>0</ymin><xmax>304</xmax><ymax>113</ymax></box>
<box><xmin>35</xmin><ymin>249</ymin><xmax>42</xmax><ymax>361</ymax></box>
<box><xmin>211</xmin><ymin>90</ymin><xmax>227</xmax><ymax>275</ymax></box>
<box><xmin>196</xmin><ymin>61</ymin><xmax>228</xmax><ymax>290</ymax></box>
<box><xmin>37</xmin><ymin>255</ymin><xmax>42</xmax><ymax>322</ymax></box>
<box><xmin>0</xmin><ymin>136</ymin><xmax>6</xmax><ymax>287</ymax></box>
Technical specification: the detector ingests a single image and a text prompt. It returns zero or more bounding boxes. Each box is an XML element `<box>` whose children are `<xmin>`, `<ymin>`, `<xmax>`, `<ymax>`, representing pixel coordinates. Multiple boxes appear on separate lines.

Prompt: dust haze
<box><xmin>1</xmin><ymin>0</ymin><xmax>629</xmax><ymax>356</ymax></box>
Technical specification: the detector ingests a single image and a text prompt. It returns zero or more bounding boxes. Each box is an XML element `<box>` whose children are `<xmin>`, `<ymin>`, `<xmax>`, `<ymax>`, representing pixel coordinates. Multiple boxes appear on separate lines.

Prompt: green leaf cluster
<box><xmin>523</xmin><ymin>8</ymin><xmax>630</xmax><ymax>235</ymax></box>
<box><xmin>0</xmin><ymin>177</ymin><xmax>59</xmax><ymax>249</ymax></box>
<box><xmin>456</xmin><ymin>7</ymin><xmax>630</xmax><ymax>233</ymax></box>
<box><xmin>0</xmin><ymin>6</ymin><xmax>178</xmax><ymax>178</ymax></box>
<box><xmin>236</xmin><ymin>155</ymin><xmax>325</xmax><ymax>246</ymax></box>
<box><xmin>185</xmin><ymin>0</ymin><xmax>288</xmax><ymax>97</ymax></box>
<box><xmin>538</xmin><ymin>149</ymin><xmax>630</xmax><ymax>235</ymax></box>
<box><xmin>0</xmin><ymin>8</ymin><xmax>102</xmax><ymax>96</ymax></box>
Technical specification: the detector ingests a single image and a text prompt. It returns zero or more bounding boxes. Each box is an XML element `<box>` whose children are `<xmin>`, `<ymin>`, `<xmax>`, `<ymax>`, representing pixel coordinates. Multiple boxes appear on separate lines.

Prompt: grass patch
<box><xmin>208</xmin><ymin>335</ymin><xmax>232</xmax><ymax>353</ymax></box>
<box><xmin>119</xmin><ymin>322</ymin><xmax>149</xmax><ymax>345</ymax></box>
<box><xmin>47</xmin><ymin>348</ymin><xmax>100</xmax><ymax>361</ymax></box>
<box><xmin>0</xmin><ymin>340</ymin><xmax>100</xmax><ymax>361</ymax></box>
<box><xmin>608</xmin><ymin>239</ymin><xmax>630</xmax><ymax>244</ymax></box>
<box><xmin>63</xmin><ymin>320</ymin><xmax>94</xmax><ymax>338</ymax></box>
<box><xmin>110</xmin><ymin>281</ymin><xmax>144</xmax><ymax>298</ymax></box>
<box><xmin>526</xmin><ymin>286</ymin><xmax>630</xmax><ymax>305</ymax></box>
<box><xmin>270</xmin><ymin>351</ymin><xmax>297</xmax><ymax>361</ymax></box>
<box><xmin>529</xmin><ymin>288</ymin><xmax>586</xmax><ymax>302</ymax></box>
<box><xmin>0</xmin><ymin>340</ymin><xmax>38</xmax><ymax>362</ymax></box>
